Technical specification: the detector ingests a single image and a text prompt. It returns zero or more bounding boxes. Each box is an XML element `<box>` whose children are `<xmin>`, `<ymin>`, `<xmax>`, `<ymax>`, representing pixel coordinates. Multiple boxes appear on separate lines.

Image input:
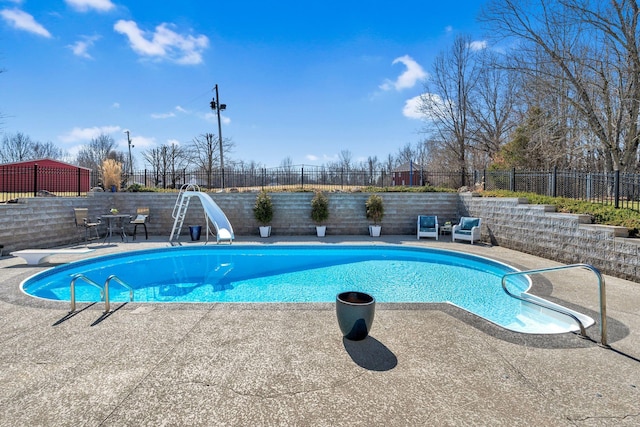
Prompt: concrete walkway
<box><xmin>0</xmin><ymin>235</ymin><xmax>639</xmax><ymax>426</ymax></box>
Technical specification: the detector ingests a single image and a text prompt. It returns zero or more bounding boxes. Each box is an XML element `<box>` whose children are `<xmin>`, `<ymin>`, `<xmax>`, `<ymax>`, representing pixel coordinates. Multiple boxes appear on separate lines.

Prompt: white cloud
<box><xmin>306</xmin><ymin>154</ymin><xmax>319</xmax><ymax>162</ymax></box>
<box><xmin>405</xmin><ymin>93</ymin><xmax>450</xmax><ymax>121</ymax></box>
<box><xmin>444</xmin><ymin>25</ymin><xmax>453</xmax><ymax>34</ymax></box>
<box><xmin>403</xmin><ymin>95</ymin><xmax>424</xmax><ymax>119</ymax></box>
<box><xmin>59</xmin><ymin>125</ymin><xmax>121</xmax><ymax>143</ymax></box>
<box><xmin>113</xmin><ymin>20</ymin><xmax>209</xmax><ymax>65</ymax></box>
<box><xmin>0</xmin><ymin>8</ymin><xmax>51</xmax><ymax>38</ymax></box>
<box><xmin>204</xmin><ymin>111</ymin><xmax>231</xmax><ymax>125</ymax></box>
<box><xmin>65</xmin><ymin>0</ymin><xmax>115</xmax><ymax>12</ymax></box>
<box><xmin>124</xmin><ymin>134</ymin><xmax>154</xmax><ymax>150</ymax></box>
<box><xmin>469</xmin><ymin>40</ymin><xmax>488</xmax><ymax>51</ymax></box>
<box><xmin>151</xmin><ymin>105</ymin><xmax>189</xmax><ymax>119</ymax></box>
<box><xmin>111</xmin><ymin>102</ymin><xmax>120</xmax><ymax>109</ymax></box>
<box><xmin>67</xmin><ymin>35</ymin><xmax>100</xmax><ymax>59</ymax></box>
<box><xmin>151</xmin><ymin>111</ymin><xmax>176</xmax><ymax>119</ymax></box>
<box><xmin>379</xmin><ymin>55</ymin><xmax>427</xmax><ymax>91</ymax></box>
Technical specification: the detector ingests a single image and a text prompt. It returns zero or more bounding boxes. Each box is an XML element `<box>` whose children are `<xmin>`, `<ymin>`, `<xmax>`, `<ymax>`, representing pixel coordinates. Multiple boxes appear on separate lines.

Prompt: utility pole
<box><xmin>210</xmin><ymin>84</ymin><xmax>227</xmax><ymax>189</ymax></box>
<box><xmin>124</xmin><ymin>130</ymin><xmax>134</xmax><ymax>184</ymax></box>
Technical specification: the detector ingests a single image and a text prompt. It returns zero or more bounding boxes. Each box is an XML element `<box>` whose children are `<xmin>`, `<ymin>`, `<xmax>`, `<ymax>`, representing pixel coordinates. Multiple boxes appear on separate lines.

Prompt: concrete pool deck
<box><xmin>0</xmin><ymin>235</ymin><xmax>639</xmax><ymax>426</ymax></box>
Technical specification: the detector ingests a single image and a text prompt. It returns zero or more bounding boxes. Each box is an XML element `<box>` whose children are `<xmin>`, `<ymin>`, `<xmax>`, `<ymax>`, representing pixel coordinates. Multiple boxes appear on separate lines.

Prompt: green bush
<box><xmin>126</xmin><ymin>183</ymin><xmax>156</xmax><ymax>192</ymax></box>
<box><xmin>253</xmin><ymin>191</ymin><xmax>274</xmax><ymax>225</ymax></box>
<box><xmin>310</xmin><ymin>192</ymin><xmax>329</xmax><ymax>224</ymax></box>
<box><xmin>365</xmin><ymin>194</ymin><xmax>384</xmax><ymax>225</ymax></box>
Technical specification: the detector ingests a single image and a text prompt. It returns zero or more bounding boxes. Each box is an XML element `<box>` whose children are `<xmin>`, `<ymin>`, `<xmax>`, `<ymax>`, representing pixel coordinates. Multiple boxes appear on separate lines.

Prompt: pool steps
<box><xmin>502</xmin><ymin>264</ymin><xmax>607</xmax><ymax>347</ymax></box>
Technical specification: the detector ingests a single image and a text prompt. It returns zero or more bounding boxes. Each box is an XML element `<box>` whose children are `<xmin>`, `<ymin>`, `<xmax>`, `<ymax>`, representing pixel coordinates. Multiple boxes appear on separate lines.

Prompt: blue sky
<box><xmin>0</xmin><ymin>0</ymin><xmax>486</xmax><ymax>168</ymax></box>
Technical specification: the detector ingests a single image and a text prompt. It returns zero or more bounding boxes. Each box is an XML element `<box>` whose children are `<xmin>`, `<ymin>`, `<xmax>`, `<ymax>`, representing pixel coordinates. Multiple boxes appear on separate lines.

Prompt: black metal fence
<box><xmin>120</xmin><ymin>167</ymin><xmax>476</xmax><ymax>193</ymax></box>
<box><xmin>483</xmin><ymin>168</ymin><xmax>640</xmax><ymax>210</ymax></box>
<box><xmin>1</xmin><ymin>164</ymin><xmax>640</xmax><ymax>211</ymax></box>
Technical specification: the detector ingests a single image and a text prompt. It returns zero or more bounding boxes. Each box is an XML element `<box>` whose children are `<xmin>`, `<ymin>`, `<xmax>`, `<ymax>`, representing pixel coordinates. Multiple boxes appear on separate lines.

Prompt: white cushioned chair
<box><xmin>452</xmin><ymin>217</ymin><xmax>481</xmax><ymax>244</ymax></box>
<box><xmin>417</xmin><ymin>215</ymin><xmax>438</xmax><ymax>240</ymax></box>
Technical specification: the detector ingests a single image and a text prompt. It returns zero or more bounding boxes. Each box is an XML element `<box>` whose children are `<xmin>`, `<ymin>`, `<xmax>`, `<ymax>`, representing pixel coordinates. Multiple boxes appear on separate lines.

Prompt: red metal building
<box><xmin>391</xmin><ymin>161</ymin><xmax>425</xmax><ymax>186</ymax></box>
<box><xmin>0</xmin><ymin>158</ymin><xmax>91</xmax><ymax>193</ymax></box>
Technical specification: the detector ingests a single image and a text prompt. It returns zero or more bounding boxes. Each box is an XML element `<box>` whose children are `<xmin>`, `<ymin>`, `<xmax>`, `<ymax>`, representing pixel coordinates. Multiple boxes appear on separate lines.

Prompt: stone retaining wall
<box><xmin>459</xmin><ymin>193</ymin><xmax>639</xmax><ymax>281</ymax></box>
<box><xmin>1</xmin><ymin>191</ymin><xmax>638</xmax><ymax>282</ymax></box>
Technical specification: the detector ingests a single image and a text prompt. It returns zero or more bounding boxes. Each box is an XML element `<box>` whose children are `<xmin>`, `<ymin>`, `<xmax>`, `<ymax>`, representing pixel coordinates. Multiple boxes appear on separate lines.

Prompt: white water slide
<box><xmin>170</xmin><ymin>185</ymin><xmax>234</xmax><ymax>244</ymax></box>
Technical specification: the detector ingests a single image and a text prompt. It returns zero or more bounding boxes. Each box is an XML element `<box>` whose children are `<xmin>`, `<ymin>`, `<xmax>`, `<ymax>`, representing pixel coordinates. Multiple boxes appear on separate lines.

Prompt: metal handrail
<box><xmin>70</xmin><ymin>274</ymin><xmax>105</xmax><ymax>313</ymax></box>
<box><xmin>104</xmin><ymin>275</ymin><xmax>135</xmax><ymax>313</ymax></box>
<box><xmin>501</xmin><ymin>263</ymin><xmax>607</xmax><ymax>347</ymax></box>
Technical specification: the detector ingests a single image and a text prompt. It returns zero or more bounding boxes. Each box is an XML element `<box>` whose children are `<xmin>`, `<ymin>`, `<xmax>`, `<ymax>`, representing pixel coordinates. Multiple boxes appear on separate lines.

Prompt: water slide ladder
<box><xmin>169</xmin><ymin>184</ymin><xmax>234</xmax><ymax>245</ymax></box>
<box><xmin>501</xmin><ymin>263</ymin><xmax>608</xmax><ymax>347</ymax></box>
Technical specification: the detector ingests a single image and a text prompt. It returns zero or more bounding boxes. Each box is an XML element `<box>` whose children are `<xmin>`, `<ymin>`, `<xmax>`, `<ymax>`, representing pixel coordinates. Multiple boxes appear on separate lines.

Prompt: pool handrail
<box><xmin>69</xmin><ymin>273</ymin><xmax>134</xmax><ymax>313</ymax></box>
<box><xmin>104</xmin><ymin>275</ymin><xmax>135</xmax><ymax>313</ymax></box>
<box><xmin>501</xmin><ymin>263</ymin><xmax>607</xmax><ymax>347</ymax></box>
<box><xmin>70</xmin><ymin>273</ymin><xmax>104</xmax><ymax>313</ymax></box>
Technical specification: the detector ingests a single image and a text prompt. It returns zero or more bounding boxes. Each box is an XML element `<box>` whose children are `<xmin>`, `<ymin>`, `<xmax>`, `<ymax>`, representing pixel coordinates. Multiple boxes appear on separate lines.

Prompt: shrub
<box><xmin>365</xmin><ymin>194</ymin><xmax>384</xmax><ymax>225</ymax></box>
<box><xmin>310</xmin><ymin>192</ymin><xmax>329</xmax><ymax>224</ymax></box>
<box><xmin>253</xmin><ymin>191</ymin><xmax>274</xmax><ymax>225</ymax></box>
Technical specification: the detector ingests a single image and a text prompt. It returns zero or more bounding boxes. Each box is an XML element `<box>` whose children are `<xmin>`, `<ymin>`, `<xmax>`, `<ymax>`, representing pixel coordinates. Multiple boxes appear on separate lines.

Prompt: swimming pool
<box><xmin>21</xmin><ymin>245</ymin><xmax>594</xmax><ymax>334</ymax></box>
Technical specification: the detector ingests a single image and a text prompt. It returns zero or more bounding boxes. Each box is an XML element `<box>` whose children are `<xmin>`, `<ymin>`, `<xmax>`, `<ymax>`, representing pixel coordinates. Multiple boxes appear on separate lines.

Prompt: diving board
<box><xmin>170</xmin><ymin>184</ymin><xmax>235</xmax><ymax>244</ymax></box>
<box><xmin>11</xmin><ymin>248</ymin><xmax>95</xmax><ymax>265</ymax></box>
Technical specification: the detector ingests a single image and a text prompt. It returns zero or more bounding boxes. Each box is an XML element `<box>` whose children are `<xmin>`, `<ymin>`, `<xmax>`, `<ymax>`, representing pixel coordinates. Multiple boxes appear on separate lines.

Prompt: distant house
<box><xmin>0</xmin><ymin>158</ymin><xmax>91</xmax><ymax>194</ymax></box>
<box><xmin>392</xmin><ymin>161</ymin><xmax>425</xmax><ymax>186</ymax></box>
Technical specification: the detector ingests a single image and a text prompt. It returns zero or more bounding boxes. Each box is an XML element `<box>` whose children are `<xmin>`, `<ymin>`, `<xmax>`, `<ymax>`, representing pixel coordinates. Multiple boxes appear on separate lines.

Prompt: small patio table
<box><xmin>101</xmin><ymin>214</ymin><xmax>132</xmax><ymax>244</ymax></box>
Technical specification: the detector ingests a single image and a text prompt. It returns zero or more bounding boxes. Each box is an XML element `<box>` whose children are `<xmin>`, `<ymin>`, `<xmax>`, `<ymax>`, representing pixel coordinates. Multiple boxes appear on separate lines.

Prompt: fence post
<box><xmin>261</xmin><ymin>168</ymin><xmax>265</xmax><ymax>191</ymax></box>
<box><xmin>77</xmin><ymin>167</ymin><xmax>81</xmax><ymax>196</ymax></box>
<box><xmin>552</xmin><ymin>166</ymin><xmax>557</xmax><ymax>198</ymax></box>
<box><xmin>301</xmin><ymin>167</ymin><xmax>304</xmax><ymax>189</ymax></box>
<box><xmin>614</xmin><ymin>170</ymin><xmax>620</xmax><ymax>209</ymax></box>
<box><xmin>510</xmin><ymin>168</ymin><xmax>515</xmax><ymax>192</ymax></box>
<box><xmin>33</xmin><ymin>164</ymin><xmax>38</xmax><ymax>196</ymax></box>
<box><xmin>483</xmin><ymin>169</ymin><xmax>487</xmax><ymax>191</ymax></box>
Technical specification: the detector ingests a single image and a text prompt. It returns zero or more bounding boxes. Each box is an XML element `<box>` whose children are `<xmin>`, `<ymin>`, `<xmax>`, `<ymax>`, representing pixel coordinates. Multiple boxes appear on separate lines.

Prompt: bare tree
<box><xmin>395</xmin><ymin>143</ymin><xmax>416</xmax><ymax>166</ymax></box>
<box><xmin>76</xmin><ymin>134</ymin><xmax>118</xmax><ymax>170</ymax></box>
<box><xmin>32</xmin><ymin>141</ymin><xmax>64</xmax><ymax>160</ymax></box>
<box><xmin>0</xmin><ymin>132</ymin><xmax>34</xmax><ymax>162</ymax></box>
<box><xmin>189</xmin><ymin>133</ymin><xmax>234</xmax><ymax>188</ymax></box>
<box><xmin>468</xmin><ymin>51</ymin><xmax>519</xmax><ymax>168</ymax></box>
<box><xmin>142</xmin><ymin>147</ymin><xmax>163</xmax><ymax>186</ymax></box>
<box><xmin>419</xmin><ymin>35</ymin><xmax>479</xmax><ymax>185</ymax></box>
<box><xmin>481</xmin><ymin>0</ymin><xmax>640</xmax><ymax>172</ymax></box>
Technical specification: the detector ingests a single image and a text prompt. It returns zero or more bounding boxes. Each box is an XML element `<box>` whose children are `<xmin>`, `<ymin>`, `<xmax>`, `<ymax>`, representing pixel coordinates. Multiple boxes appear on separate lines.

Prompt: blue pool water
<box><xmin>21</xmin><ymin>245</ymin><xmax>593</xmax><ymax>334</ymax></box>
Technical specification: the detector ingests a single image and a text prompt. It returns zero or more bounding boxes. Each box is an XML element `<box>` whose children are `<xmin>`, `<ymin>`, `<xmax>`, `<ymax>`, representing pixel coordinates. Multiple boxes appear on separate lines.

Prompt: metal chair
<box><xmin>73</xmin><ymin>208</ymin><xmax>101</xmax><ymax>244</ymax></box>
<box><xmin>130</xmin><ymin>207</ymin><xmax>149</xmax><ymax>240</ymax></box>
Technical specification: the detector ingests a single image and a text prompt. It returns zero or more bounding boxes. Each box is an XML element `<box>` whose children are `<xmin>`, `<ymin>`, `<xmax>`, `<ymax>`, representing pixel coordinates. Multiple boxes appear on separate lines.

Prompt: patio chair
<box><xmin>452</xmin><ymin>217</ymin><xmax>482</xmax><ymax>244</ymax></box>
<box><xmin>74</xmin><ymin>208</ymin><xmax>101</xmax><ymax>244</ymax></box>
<box><xmin>417</xmin><ymin>215</ymin><xmax>438</xmax><ymax>240</ymax></box>
<box><xmin>130</xmin><ymin>207</ymin><xmax>149</xmax><ymax>240</ymax></box>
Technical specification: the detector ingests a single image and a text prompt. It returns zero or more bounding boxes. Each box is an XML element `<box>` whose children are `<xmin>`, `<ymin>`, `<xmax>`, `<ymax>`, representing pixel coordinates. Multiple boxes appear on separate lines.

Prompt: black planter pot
<box><xmin>336</xmin><ymin>291</ymin><xmax>375</xmax><ymax>341</ymax></box>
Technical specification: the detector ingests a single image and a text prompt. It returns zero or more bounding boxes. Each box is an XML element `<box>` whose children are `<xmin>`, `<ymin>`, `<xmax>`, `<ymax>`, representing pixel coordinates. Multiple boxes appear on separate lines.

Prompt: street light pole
<box><xmin>124</xmin><ymin>130</ymin><xmax>134</xmax><ymax>183</ymax></box>
<box><xmin>210</xmin><ymin>84</ymin><xmax>227</xmax><ymax>189</ymax></box>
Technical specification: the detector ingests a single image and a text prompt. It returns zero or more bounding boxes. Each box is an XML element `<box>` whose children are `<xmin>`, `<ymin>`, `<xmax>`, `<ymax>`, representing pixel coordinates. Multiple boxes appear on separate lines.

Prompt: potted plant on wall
<box><xmin>310</xmin><ymin>191</ymin><xmax>329</xmax><ymax>237</ymax></box>
<box><xmin>253</xmin><ymin>190</ymin><xmax>274</xmax><ymax>237</ymax></box>
<box><xmin>366</xmin><ymin>194</ymin><xmax>384</xmax><ymax>237</ymax></box>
